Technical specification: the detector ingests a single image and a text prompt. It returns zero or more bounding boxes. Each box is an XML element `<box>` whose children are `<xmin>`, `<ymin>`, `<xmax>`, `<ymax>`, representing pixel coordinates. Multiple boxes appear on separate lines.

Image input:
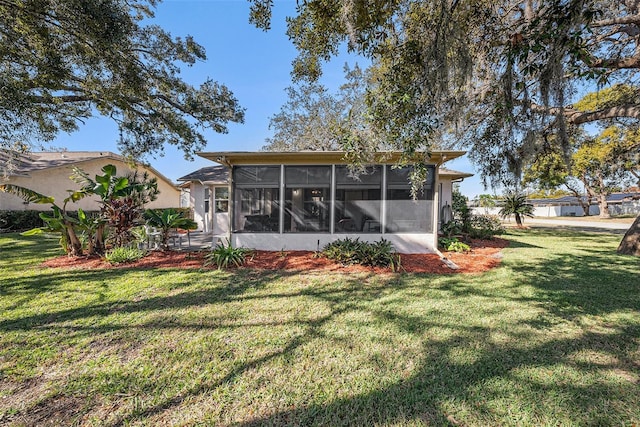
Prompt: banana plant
<box><xmin>0</xmin><ymin>184</ymin><xmax>84</xmax><ymax>256</ymax></box>
<box><xmin>144</xmin><ymin>208</ymin><xmax>197</xmax><ymax>250</ymax></box>
<box><xmin>72</xmin><ymin>164</ymin><xmax>159</xmax><ymax>249</ymax></box>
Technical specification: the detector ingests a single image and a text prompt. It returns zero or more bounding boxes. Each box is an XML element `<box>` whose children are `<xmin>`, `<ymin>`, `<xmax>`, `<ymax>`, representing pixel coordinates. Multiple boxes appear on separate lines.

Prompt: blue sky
<box><xmin>52</xmin><ymin>0</ymin><xmax>486</xmax><ymax>198</ymax></box>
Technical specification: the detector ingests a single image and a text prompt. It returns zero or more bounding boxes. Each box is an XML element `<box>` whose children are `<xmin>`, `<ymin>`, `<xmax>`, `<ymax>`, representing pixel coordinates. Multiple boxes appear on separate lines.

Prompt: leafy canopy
<box><xmin>249</xmin><ymin>0</ymin><xmax>640</xmax><ymax>187</ymax></box>
<box><xmin>0</xmin><ymin>0</ymin><xmax>244</xmax><ymax>159</ymax></box>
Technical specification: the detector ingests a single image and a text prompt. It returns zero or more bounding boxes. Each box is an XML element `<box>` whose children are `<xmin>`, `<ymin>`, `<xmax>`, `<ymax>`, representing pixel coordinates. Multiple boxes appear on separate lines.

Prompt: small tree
<box><xmin>72</xmin><ymin>165</ymin><xmax>159</xmax><ymax>251</ymax></box>
<box><xmin>499</xmin><ymin>192</ymin><xmax>534</xmax><ymax>228</ymax></box>
<box><xmin>144</xmin><ymin>208</ymin><xmax>197</xmax><ymax>250</ymax></box>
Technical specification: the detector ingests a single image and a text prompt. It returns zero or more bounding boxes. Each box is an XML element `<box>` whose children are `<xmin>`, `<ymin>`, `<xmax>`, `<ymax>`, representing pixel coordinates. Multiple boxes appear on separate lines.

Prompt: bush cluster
<box><xmin>323</xmin><ymin>238</ymin><xmax>401</xmax><ymax>271</ymax></box>
<box><xmin>204</xmin><ymin>239</ymin><xmax>253</xmax><ymax>269</ymax></box>
<box><xmin>468</xmin><ymin>215</ymin><xmax>505</xmax><ymax>239</ymax></box>
<box><xmin>438</xmin><ymin>237</ymin><xmax>471</xmax><ymax>252</ymax></box>
<box><xmin>104</xmin><ymin>246</ymin><xmax>147</xmax><ymax>265</ymax></box>
<box><xmin>0</xmin><ymin>210</ymin><xmax>45</xmax><ymax>231</ymax></box>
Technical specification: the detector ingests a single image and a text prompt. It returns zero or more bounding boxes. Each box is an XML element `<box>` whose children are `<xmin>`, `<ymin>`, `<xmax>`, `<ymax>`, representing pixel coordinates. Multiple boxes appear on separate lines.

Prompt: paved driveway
<box><xmin>518</xmin><ymin>218</ymin><xmax>633</xmax><ymax>234</ymax></box>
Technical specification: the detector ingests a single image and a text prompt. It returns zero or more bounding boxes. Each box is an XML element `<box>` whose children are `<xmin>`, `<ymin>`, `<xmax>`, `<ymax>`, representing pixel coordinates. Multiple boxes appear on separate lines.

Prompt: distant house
<box><xmin>528</xmin><ymin>193</ymin><xmax>640</xmax><ymax>217</ymax></box>
<box><xmin>0</xmin><ymin>151</ymin><xmax>180</xmax><ymax>211</ymax></box>
<box><xmin>178</xmin><ymin>151</ymin><xmax>473</xmax><ymax>253</ymax></box>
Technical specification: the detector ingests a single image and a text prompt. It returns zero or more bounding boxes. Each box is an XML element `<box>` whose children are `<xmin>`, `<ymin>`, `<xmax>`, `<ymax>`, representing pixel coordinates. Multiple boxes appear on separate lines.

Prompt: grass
<box><xmin>0</xmin><ymin>230</ymin><xmax>638</xmax><ymax>426</ymax></box>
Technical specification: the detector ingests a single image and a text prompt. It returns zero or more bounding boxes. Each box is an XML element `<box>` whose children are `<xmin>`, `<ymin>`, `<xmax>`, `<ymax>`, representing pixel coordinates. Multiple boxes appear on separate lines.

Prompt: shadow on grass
<box><xmin>2</xmin><ymin>231</ymin><xmax>639</xmax><ymax>425</ymax></box>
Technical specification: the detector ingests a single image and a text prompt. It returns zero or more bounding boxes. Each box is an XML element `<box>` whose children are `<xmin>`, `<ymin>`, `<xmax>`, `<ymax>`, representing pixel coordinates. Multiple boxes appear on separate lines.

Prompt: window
<box><xmin>233</xmin><ymin>166</ymin><xmax>280</xmax><ymax>232</ymax></box>
<box><xmin>284</xmin><ymin>166</ymin><xmax>331</xmax><ymax>232</ymax></box>
<box><xmin>334</xmin><ymin>166</ymin><xmax>382</xmax><ymax>233</ymax></box>
<box><xmin>214</xmin><ymin>187</ymin><xmax>229</xmax><ymax>213</ymax></box>
<box><xmin>385</xmin><ymin>166</ymin><xmax>435</xmax><ymax>233</ymax></box>
<box><xmin>204</xmin><ymin>187</ymin><xmax>210</xmax><ymax>214</ymax></box>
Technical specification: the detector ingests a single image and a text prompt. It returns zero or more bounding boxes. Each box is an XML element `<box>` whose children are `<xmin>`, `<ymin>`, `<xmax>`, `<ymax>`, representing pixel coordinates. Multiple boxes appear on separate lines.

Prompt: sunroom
<box><xmin>188</xmin><ymin>151</ymin><xmax>470</xmax><ymax>253</ymax></box>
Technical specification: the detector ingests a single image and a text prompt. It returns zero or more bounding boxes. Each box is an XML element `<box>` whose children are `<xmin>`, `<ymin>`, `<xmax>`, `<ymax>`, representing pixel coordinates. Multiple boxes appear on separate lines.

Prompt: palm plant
<box><xmin>0</xmin><ymin>184</ymin><xmax>84</xmax><ymax>256</ymax></box>
<box><xmin>499</xmin><ymin>191</ymin><xmax>534</xmax><ymax>228</ymax></box>
<box><xmin>143</xmin><ymin>208</ymin><xmax>197</xmax><ymax>250</ymax></box>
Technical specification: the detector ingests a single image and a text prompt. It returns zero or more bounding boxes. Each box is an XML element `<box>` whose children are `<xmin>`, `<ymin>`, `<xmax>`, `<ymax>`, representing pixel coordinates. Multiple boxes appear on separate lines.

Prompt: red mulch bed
<box><xmin>41</xmin><ymin>238</ymin><xmax>509</xmax><ymax>274</ymax></box>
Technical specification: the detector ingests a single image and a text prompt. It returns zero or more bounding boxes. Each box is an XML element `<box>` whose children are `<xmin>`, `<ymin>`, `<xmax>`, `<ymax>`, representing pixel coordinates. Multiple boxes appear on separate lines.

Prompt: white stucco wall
<box><xmin>0</xmin><ymin>158</ymin><xmax>180</xmax><ymax>211</ymax></box>
<box><xmin>232</xmin><ymin>231</ymin><xmax>438</xmax><ymax>254</ymax></box>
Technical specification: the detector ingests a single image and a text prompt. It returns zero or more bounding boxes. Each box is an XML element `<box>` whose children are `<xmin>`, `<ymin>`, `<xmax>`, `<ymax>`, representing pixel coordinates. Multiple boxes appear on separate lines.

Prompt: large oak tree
<box><xmin>1</xmin><ymin>0</ymin><xmax>244</xmax><ymax>160</ymax></box>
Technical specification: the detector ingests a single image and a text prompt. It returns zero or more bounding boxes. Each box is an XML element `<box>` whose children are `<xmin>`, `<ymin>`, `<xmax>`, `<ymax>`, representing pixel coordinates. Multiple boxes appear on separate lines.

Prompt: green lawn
<box><xmin>0</xmin><ymin>230</ymin><xmax>638</xmax><ymax>426</ymax></box>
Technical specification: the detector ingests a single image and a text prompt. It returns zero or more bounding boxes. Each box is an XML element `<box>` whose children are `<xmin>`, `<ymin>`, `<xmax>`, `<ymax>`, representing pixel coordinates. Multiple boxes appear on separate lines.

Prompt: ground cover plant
<box><xmin>0</xmin><ymin>229</ymin><xmax>638</xmax><ymax>426</ymax></box>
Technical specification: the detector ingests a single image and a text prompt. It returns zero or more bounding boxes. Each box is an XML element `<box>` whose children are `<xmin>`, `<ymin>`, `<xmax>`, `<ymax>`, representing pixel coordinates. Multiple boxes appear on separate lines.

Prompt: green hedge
<box><xmin>0</xmin><ymin>210</ymin><xmax>44</xmax><ymax>232</ymax></box>
<box><xmin>0</xmin><ymin>210</ymin><xmax>102</xmax><ymax>232</ymax></box>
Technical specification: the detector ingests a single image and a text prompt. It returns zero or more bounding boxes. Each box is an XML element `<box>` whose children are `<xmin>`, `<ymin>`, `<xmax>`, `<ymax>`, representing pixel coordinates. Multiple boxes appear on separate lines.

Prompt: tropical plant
<box><xmin>322</xmin><ymin>237</ymin><xmax>401</xmax><ymax>271</ymax></box>
<box><xmin>104</xmin><ymin>246</ymin><xmax>147</xmax><ymax>265</ymax></box>
<box><xmin>499</xmin><ymin>192</ymin><xmax>534</xmax><ymax>228</ymax></box>
<box><xmin>0</xmin><ymin>184</ymin><xmax>85</xmax><ymax>256</ymax></box>
<box><xmin>438</xmin><ymin>237</ymin><xmax>471</xmax><ymax>253</ymax></box>
<box><xmin>204</xmin><ymin>239</ymin><xmax>253</xmax><ymax>270</ymax></box>
<box><xmin>73</xmin><ymin>164</ymin><xmax>159</xmax><ymax>250</ymax></box>
<box><xmin>143</xmin><ymin>208</ymin><xmax>197</xmax><ymax>250</ymax></box>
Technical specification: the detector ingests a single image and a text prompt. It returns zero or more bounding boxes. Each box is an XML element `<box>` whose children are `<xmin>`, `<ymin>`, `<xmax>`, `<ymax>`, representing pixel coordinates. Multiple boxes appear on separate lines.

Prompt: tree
<box><xmin>248</xmin><ymin>0</ymin><xmax>640</xmax><ymax>254</ymax></box>
<box><xmin>144</xmin><ymin>208</ymin><xmax>197</xmax><ymax>250</ymax></box>
<box><xmin>499</xmin><ymin>192</ymin><xmax>534</xmax><ymax>228</ymax></box>
<box><xmin>0</xmin><ymin>0</ymin><xmax>244</xmax><ymax>159</ymax></box>
<box><xmin>524</xmin><ymin>126</ymin><xmax>639</xmax><ymax>218</ymax></box>
<box><xmin>263</xmin><ymin>64</ymin><xmax>388</xmax><ymax>157</ymax></box>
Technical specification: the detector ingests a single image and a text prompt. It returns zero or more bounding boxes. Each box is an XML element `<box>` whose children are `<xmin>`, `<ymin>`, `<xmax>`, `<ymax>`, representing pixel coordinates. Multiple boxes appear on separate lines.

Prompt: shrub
<box><xmin>0</xmin><ymin>210</ymin><xmax>44</xmax><ymax>231</ymax></box>
<box><xmin>438</xmin><ymin>237</ymin><xmax>471</xmax><ymax>252</ymax></box>
<box><xmin>104</xmin><ymin>246</ymin><xmax>147</xmax><ymax>265</ymax></box>
<box><xmin>204</xmin><ymin>239</ymin><xmax>253</xmax><ymax>269</ymax></box>
<box><xmin>469</xmin><ymin>215</ymin><xmax>505</xmax><ymax>239</ymax></box>
<box><xmin>323</xmin><ymin>238</ymin><xmax>401</xmax><ymax>271</ymax></box>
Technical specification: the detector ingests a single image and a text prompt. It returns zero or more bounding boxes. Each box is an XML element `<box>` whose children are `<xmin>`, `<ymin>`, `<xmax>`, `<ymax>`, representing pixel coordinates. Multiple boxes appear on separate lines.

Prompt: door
<box><xmin>213</xmin><ymin>186</ymin><xmax>230</xmax><ymax>235</ymax></box>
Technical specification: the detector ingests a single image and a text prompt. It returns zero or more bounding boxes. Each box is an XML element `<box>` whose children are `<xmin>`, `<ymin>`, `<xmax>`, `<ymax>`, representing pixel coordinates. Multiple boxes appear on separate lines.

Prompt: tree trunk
<box><xmin>515</xmin><ymin>213</ymin><xmax>524</xmax><ymax>227</ymax></box>
<box><xmin>598</xmin><ymin>193</ymin><xmax>611</xmax><ymax>219</ymax></box>
<box><xmin>64</xmin><ymin>224</ymin><xmax>83</xmax><ymax>257</ymax></box>
<box><xmin>617</xmin><ymin>214</ymin><xmax>640</xmax><ymax>256</ymax></box>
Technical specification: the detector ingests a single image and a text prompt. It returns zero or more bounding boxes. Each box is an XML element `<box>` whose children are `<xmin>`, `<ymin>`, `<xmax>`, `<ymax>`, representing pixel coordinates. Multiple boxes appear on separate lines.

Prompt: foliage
<box><xmin>204</xmin><ymin>239</ymin><xmax>253</xmax><ymax>269</ymax></box>
<box><xmin>104</xmin><ymin>246</ymin><xmax>147</xmax><ymax>265</ymax></box>
<box><xmin>0</xmin><ymin>210</ymin><xmax>44</xmax><ymax>231</ymax></box>
<box><xmin>0</xmin><ymin>164</ymin><xmax>159</xmax><ymax>255</ymax></box>
<box><xmin>249</xmin><ymin>1</ymin><xmax>640</xmax><ymax>190</ymax></box>
<box><xmin>438</xmin><ymin>237</ymin><xmax>471</xmax><ymax>253</ymax></box>
<box><xmin>452</xmin><ymin>188</ymin><xmax>472</xmax><ymax>233</ymax></box>
<box><xmin>144</xmin><ymin>208</ymin><xmax>197</xmax><ymax>250</ymax></box>
<box><xmin>0</xmin><ymin>0</ymin><xmax>244</xmax><ymax>158</ymax></box>
<box><xmin>524</xmin><ymin>124</ymin><xmax>640</xmax><ymax>218</ymax></box>
<box><xmin>469</xmin><ymin>215</ymin><xmax>505</xmax><ymax>239</ymax></box>
<box><xmin>322</xmin><ymin>237</ymin><xmax>401</xmax><ymax>271</ymax></box>
<box><xmin>499</xmin><ymin>192</ymin><xmax>534</xmax><ymax>228</ymax></box>
<box><xmin>73</xmin><ymin>164</ymin><xmax>159</xmax><ymax>250</ymax></box>
<box><xmin>0</xmin><ymin>184</ymin><xmax>84</xmax><ymax>255</ymax></box>
<box><xmin>441</xmin><ymin>220</ymin><xmax>463</xmax><ymax>238</ymax></box>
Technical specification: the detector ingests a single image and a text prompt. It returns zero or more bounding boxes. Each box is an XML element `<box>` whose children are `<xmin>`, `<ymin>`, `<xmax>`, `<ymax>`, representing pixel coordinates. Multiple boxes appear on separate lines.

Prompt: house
<box><xmin>178</xmin><ymin>151</ymin><xmax>472</xmax><ymax>253</ymax></box>
<box><xmin>0</xmin><ymin>151</ymin><xmax>181</xmax><ymax>211</ymax></box>
<box><xmin>526</xmin><ymin>193</ymin><xmax>640</xmax><ymax>217</ymax></box>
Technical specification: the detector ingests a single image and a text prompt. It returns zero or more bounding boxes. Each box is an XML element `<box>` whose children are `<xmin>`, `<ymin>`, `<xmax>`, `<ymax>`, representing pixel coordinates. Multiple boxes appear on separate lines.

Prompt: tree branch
<box><xmin>592</xmin><ymin>15</ymin><xmax>640</xmax><ymax>27</ymax></box>
<box><xmin>530</xmin><ymin>102</ymin><xmax>640</xmax><ymax>123</ymax></box>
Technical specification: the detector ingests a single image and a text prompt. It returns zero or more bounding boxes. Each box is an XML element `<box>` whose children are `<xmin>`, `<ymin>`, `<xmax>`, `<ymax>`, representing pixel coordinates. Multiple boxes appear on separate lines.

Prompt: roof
<box><xmin>0</xmin><ymin>150</ymin><xmax>176</xmax><ymax>187</ymax></box>
<box><xmin>529</xmin><ymin>192</ymin><xmax>640</xmax><ymax>205</ymax></box>
<box><xmin>177</xmin><ymin>165</ymin><xmax>229</xmax><ymax>184</ymax></box>
<box><xmin>439</xmin><ymin>167</ymin><xmax>474</xmax><ymax>180</ymax></box>
<box><xmin>197</xmin><ymin>150</ymin><xmax>467</xmax><ymax>166</ymax></box>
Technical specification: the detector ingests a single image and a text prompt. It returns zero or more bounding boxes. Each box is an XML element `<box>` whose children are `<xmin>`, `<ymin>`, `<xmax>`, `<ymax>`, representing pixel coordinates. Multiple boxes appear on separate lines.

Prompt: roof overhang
<box><xmin>196</xmin><ymin>151</ymin><xmax>467</xmax><ymax>166</ymax></box>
